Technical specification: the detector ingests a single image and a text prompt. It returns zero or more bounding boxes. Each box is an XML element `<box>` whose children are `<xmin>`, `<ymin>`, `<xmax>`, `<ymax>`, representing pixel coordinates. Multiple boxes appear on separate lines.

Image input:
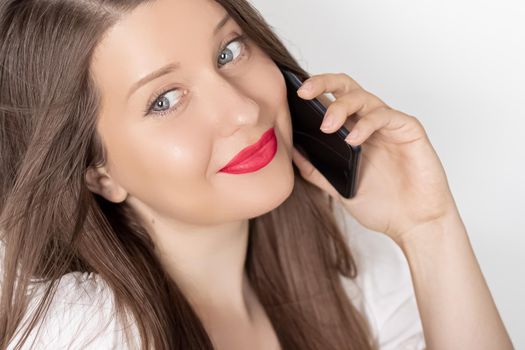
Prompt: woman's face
<box><xmin>88</xmin><ymin>0</ymin><xmax>294</xmax><ymax>226</ymax></box>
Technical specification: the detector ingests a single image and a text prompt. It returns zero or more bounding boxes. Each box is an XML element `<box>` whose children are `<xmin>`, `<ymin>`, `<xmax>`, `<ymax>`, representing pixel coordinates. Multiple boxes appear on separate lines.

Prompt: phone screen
<box><xmin>280</xmin><ymin>67</ymin><xmax>361</xmax><ymax>198</ymax></box>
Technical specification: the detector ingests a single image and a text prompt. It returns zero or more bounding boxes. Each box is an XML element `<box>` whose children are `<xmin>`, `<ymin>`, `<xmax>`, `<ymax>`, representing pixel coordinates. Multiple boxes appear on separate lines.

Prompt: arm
<box><xmin>397</xmin><ymin>210</ymin><xmax>514</xmax><ymax>350</ymax></box>
<box><xmin>290</xmin><ymin>72</ymin><xmax>514</xmax><ymax>349</ymax></box>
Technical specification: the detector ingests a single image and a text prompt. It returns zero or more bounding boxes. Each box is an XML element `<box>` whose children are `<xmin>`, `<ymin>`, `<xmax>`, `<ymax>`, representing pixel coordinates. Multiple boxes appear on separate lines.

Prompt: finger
<box><xmin>297</xmin><ymin>72</ymin><xmax>362</xmax><ymax>99</ymax></box>
<box><xmin>344</xmin><ymin>106</ymin><xmax>398</xmax><ymax>146</ymax></box>
<box><xmin>319</xmin><ymin>89</ymin><xmax>387</xmax><ymax>133</ymax></box>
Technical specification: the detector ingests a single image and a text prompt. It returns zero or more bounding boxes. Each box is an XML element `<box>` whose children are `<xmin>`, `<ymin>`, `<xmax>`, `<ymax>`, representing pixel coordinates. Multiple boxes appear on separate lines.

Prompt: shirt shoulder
<box><xmin>332</xmin><ymin>201</ymin><xmax>427</xmax><ymax>350</ymax></box>
<box><xmin>7</xmin><ymin>271</ymin><xmax>140</xmax><ymax>350</ymax></box>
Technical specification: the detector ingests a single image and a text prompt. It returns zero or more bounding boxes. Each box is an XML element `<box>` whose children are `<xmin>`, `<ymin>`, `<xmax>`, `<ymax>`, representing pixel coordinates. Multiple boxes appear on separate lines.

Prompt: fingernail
<box><xmin>321</xmin><ymin>113</ymin><xmax>334</xmax><ymax>131</ymax></box>
<box><xmin>345</xmin><ymin>130</ymin><xmax>359</xmax><ymax>142</ymax></box>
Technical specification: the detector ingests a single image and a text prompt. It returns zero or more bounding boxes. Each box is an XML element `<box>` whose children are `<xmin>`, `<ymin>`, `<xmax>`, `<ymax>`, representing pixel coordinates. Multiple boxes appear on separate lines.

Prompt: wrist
<box><xmin>395</xmin><ymin>210</ymin><xmax>467</xmax><ymax>253</ymax></box>
<box><xmin>393</xmin><ymin>209</ymin><xmax>514</xmax><ymax>349</ymax></box>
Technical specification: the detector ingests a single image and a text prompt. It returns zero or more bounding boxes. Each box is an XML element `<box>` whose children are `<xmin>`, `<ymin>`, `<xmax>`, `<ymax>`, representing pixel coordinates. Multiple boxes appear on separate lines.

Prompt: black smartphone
<box><xmin>281</xmin><ymin>68</ymin><xmax>361</xmax><ymax>198</ymax></box>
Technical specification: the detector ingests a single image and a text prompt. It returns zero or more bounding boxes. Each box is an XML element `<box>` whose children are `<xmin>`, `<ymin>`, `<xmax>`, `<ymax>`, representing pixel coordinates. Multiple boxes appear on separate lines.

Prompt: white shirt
<box><xmin>332</xmin><ymin>202</ymin><xmax>426</xmax><ymax>350</ymax></box>
<box><xmin>4</xmin><ymin>203</ymin><xmax>426</xmax><ymax>349</ymax></box>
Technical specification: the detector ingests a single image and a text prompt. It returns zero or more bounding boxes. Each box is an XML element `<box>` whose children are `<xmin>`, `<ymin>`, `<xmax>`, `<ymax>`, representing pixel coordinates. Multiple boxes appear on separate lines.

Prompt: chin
<box><xmin>210</xmin><ymin>118</ymin><xmax>295</xmax><ymax>221</ymax></box>
<box><xmin>244</xmin><ymin>168</ymin><xmax>294</xmax><ymax>220</ymax></box>
<box><xmin>216</xmin><ymin>150</ymin><xmax>295</xmax><ymax>223</ymax></box>
<box><xmin>258</xmin><ymin>148</ymin><xmax>295</xmax><ymax>214</ymax></box>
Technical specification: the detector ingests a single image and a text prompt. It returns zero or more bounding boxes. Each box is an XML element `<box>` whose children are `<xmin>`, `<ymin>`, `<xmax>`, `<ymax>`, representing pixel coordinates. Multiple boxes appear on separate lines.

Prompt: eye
<box><xmin>144</xmin><ymin>34</ymin><xmax>249</xmax><ymax>118</ymax></box>
<box><xmin>217</xmin><ymin>35</ymin><xmax>247</xmax><ymax>67</ymax></box>
<box><xmin>148</xmin><ymin>89</ymin><xmax>186</xmax><ymax>115</ymax></box>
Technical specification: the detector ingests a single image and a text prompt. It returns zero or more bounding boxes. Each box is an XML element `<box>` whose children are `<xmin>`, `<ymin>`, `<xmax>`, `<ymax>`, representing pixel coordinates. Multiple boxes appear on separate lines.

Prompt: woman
<box><xmin>0</xmin><ymin>0</ymin><xmax>513</xmax><ymax>349</ymax></box>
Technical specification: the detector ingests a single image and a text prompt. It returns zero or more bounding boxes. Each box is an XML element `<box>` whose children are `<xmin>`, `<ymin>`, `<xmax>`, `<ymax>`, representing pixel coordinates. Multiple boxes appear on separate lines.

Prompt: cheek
<box><xmin>265</xmin><ymin>64</ymin><xmax>293</xmax><ymax>156</ymax></box>
<box><xmin>244</xmin><ymin>53</ymin><xmax>293</xmax><ymax>149</ymax></box>
<box><xmin>102</xmin><ymin>121</ymin><xmax>212</xmax><ymax>202</ymax></box>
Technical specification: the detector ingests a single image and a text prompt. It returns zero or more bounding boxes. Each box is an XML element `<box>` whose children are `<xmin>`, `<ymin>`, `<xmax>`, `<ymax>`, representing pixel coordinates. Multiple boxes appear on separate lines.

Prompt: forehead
<box><xmin>90</xmin><ymin>0</ymin><xmax>233</xmax><ymax>86</ymax></box>
<box><xmin>109</xmin><ymin>0</ymin><xmax>227</xmax><ymax>39</ymax></box>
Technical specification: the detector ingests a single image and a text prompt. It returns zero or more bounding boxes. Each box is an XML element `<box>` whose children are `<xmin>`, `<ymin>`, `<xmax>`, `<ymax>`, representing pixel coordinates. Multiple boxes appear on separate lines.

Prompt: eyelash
<box><xmin>143</xmin><ymin>33</ymin><xmax>249</xmax><ymax>118</ymax></box>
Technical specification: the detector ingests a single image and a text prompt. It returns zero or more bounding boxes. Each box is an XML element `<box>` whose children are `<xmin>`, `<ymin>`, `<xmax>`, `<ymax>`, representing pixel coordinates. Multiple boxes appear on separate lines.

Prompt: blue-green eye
<box><xmin>144</xmin><ymin>34</ymin><xmax>249</xmax><ymax>118</ymax></box>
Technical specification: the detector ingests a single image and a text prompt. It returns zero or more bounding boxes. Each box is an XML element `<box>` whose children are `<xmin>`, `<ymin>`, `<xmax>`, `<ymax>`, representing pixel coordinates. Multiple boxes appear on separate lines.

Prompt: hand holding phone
<box><xmin>281</xmin><ymin>68</ymin><xmax>361</xmax><ymax>198</ymax></box>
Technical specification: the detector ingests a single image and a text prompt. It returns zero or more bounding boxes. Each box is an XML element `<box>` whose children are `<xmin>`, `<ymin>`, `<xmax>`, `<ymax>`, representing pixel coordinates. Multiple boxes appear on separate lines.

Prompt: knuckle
<box><xmin>325</xmin><ymin>101</ymin><xmax>344</xmax><ymax>116</ymax></box>
<box><xmin>407</xmin><ymin>114</ymin><xmax>420</xmax><ymax>124</ymax></box>
<box><xmin>366</xmin><ymin>104</ymin><xmax>389</xmax><ymax>116</ymax></box>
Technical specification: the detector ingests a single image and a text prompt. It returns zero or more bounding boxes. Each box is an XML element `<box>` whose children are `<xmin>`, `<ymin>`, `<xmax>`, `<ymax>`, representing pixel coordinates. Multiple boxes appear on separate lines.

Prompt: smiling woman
<box><xmin>0</xmin><ymin>0</ymin><xmax>425</xmax><ymax>349</ymax></box>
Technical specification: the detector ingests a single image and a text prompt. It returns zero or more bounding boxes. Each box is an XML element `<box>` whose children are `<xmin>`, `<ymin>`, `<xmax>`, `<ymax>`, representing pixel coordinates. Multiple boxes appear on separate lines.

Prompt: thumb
<box><xmin>291</xmin><ymin>146</ymin><xmax>340</xmax><ymax>199</ymax></box>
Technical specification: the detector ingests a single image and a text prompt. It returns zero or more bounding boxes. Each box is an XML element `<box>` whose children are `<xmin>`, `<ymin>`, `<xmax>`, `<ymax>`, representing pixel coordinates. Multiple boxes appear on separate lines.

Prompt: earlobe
<box><xmin>84</xmin><ymin>166</ymin><xmax>127</xmax><ymax>203</ymax></box>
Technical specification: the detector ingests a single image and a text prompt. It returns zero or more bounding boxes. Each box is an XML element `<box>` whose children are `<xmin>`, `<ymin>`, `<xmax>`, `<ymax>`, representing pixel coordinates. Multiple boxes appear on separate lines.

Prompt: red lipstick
<box><xmin>218</xmin><ymin>127</ymin><xmax>278</xmax><ymax>174</ymax></box>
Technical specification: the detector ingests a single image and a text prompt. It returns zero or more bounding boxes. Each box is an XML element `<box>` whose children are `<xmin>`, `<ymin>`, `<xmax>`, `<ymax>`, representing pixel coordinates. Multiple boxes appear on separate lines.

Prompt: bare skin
<box><xmin>83</xmin><ymin>0</ymin><xmax>513</xmax><ymax>348</ymax></box>
<box><xmin>292</xmin><ymin>73</ymin><xmax>514</xmax><ymax>348</ymax></box>
<box><xmin>196</xmin><ymin>272</ymin><xmax>281</xmax><ymax>350</ymax></box>
<box><xmin>85</xmin><ymin>0</ymin><xmax>289</xmax><ymax>346</ymax></box>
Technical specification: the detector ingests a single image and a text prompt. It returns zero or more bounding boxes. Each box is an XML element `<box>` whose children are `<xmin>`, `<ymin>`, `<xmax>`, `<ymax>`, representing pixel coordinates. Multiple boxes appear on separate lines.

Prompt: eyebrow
<box><xmin>126</xmin><ymin>13</ymin><xmax>232</xmax><ymax>101</ymax></box>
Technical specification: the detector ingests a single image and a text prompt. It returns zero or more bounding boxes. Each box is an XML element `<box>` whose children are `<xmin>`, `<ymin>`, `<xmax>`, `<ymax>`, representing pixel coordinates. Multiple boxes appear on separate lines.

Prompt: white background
<box><xmin>249</xmin><ymin>0</ymin><xmax>525</xmax><ymax>347</ymax></box>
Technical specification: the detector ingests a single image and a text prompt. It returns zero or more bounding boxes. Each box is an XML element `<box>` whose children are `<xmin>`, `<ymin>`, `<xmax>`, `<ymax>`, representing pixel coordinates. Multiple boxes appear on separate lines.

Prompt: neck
<box><xmin>149</xmin><ymin>216</ymin><xmax>255</xmax><ymax>320</ymax></box>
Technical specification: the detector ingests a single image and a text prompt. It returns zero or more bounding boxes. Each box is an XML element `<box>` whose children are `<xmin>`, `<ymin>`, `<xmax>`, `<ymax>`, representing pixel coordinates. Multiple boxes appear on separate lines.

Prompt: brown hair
<box><xmin>0</xmin><ymin>1</ymin><xmax>377</xmax><ymax>349</ymax></box>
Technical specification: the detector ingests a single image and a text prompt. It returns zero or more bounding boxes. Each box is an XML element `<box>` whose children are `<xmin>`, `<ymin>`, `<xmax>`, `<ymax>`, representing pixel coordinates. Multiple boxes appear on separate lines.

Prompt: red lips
<box><xmin>218</xmin><ymin>127</ymin><xmax>278</xmax><ymax>174</ymax></box>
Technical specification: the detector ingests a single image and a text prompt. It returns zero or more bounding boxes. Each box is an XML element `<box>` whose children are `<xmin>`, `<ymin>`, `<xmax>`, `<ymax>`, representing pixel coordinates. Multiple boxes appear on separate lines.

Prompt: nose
<box><xmin>196</xmin><ymin>71</ymin><xmax>260</xmax><ymax>136</ymax></box>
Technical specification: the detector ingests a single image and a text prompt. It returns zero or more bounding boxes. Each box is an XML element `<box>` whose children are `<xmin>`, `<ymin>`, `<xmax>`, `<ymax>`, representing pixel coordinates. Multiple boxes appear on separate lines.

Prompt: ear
<box><xmin>84</xmin><ymin>166</ymin><xmax>128</xmax><ymax>203</ymax></box>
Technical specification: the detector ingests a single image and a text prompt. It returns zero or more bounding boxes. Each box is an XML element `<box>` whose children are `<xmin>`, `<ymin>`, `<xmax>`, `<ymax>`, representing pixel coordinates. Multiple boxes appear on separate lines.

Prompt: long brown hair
<box><xmin>0</xmin><ymin>1</ymin><xmax>377</xmax><ymax>349</ymax></box>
